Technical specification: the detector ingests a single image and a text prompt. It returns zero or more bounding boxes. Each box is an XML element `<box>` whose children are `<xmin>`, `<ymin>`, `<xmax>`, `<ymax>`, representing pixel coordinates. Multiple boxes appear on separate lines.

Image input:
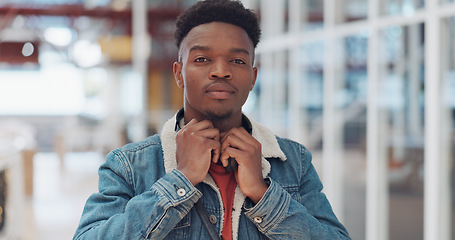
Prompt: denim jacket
<box><xmin>73</xmin><ymin>113</ymin><xmax>350</xmax><ymax>240</ymax></box>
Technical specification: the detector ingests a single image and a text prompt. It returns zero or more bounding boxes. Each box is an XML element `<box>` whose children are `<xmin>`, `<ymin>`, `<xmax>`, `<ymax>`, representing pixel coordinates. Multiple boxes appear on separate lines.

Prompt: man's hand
<box><xmin>176</xmin><ymin>119</ymin><xmax>220</xmax><ymax>186</ymax></box>
<box><xmin>220</xmin><ymin>128</ymin><xmax>268</xmax><ymax>204</ymax></box>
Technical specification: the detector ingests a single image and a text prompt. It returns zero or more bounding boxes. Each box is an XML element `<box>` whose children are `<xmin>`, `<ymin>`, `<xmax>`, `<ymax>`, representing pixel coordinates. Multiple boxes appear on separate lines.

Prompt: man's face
<box><xmin>173</xmin><ymin>22</ymin><xmax>257</xmax><ymax>122</ymax></box>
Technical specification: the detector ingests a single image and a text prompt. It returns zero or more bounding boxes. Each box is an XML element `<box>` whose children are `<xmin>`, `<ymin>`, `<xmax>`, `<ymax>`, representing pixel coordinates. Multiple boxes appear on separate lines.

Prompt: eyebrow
<box><xmin>189</xmin><ymin>45</ymin><xmax>210</xmax><ymax>53</ymax></box>
<box><xmin>189</xmin><ymin>45</ymin><xmax>251</xmax><ymax>56</ymax></box>
<box><xmin>230</xmin><ymin>47</ymin><xmax>250</xmax><ymax>56</ymax></box>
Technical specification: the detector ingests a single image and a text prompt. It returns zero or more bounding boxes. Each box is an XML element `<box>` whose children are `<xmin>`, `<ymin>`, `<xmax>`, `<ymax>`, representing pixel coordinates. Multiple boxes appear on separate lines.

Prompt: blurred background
<box><xmin>0</xmin><ymin>0</ymin><xmax>454</xmax><ymax>239</ymax></box>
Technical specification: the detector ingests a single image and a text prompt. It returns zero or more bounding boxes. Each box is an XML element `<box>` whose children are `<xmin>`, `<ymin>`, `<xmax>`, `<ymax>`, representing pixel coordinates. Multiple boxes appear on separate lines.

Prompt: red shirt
<box><xmin>209</xmin><ymin>162</ymin><xmax>237</xmax><ymax>240</ymax></box>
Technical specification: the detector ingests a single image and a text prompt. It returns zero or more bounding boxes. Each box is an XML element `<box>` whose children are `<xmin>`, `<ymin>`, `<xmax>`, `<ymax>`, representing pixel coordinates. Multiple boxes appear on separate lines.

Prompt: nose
<box><xmin>210</xmin><ymin>60</ymin><xmax>232</xmax><ymax>80</ymax></box>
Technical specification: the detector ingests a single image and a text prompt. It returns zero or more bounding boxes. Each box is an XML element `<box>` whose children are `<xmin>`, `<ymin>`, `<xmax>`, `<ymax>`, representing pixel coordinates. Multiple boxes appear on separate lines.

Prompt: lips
<box><xmin>205</xmin><ymin>83</ymin><xmax>236</xmax><ymax>99</ymax></box>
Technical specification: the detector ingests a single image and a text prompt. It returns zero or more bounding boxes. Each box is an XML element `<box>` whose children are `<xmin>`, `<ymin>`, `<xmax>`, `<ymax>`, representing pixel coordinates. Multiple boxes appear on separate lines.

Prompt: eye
<box><xmin>194</xmin><ymin>57</ymin><xmax>209</xmax><ymax>63</ymax></box>
<box><xmin>232</xmin><ymin>59</ymin><xmax>246</xmax><ymax>64</ymax></box>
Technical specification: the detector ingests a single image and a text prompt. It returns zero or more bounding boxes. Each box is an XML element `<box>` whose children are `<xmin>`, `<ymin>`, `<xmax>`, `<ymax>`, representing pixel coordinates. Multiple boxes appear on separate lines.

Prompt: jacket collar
<box><xmin>159</xmin><ymin>110</ymin><xmax>286</xmax><ymax>240</ymax></box>
<box><xmin>161</xmin><ymin>110</ymin><xmax>286</xmax><ymax>177</ymax></box>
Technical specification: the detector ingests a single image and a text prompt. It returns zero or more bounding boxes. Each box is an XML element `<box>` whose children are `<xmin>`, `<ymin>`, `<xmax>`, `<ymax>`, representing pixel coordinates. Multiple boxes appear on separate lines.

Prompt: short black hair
<box><xmin>174</xmin><ymin>0</ymin><xmax>261</xmax><ymax>49</ymax></box>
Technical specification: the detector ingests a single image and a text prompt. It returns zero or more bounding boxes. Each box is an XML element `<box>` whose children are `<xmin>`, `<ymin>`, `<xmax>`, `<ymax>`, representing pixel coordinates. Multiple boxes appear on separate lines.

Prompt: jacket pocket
<box><xmin>163</xmin><ymin>213</ymin><xmax>191</xmax><ymax>239</ymax></box>
<box><xmin>175</xmin><ymin>213</ymin><xmax>191</xmax><ymax>229</ymax></box>
<box><xmin>283</xmin><ymin>185</ymin><xmax>302</xmax><ymax>202</ymax></box>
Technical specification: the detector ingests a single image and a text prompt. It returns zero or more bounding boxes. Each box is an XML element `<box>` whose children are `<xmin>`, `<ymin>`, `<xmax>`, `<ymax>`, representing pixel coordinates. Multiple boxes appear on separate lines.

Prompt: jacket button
<box><xmin>177</xmin><ymin>188</ymin><xmax>186</xmax><ymax>197</ymax></box>
<box><xmin>209</xmin><ymin>215</ymin><xmax>217</xmax><ymax>224</ymax></box>
<box><xmin>253</xmin><ymin>216</ymin><xmax>263</xmax><ymax>223</ymax></box>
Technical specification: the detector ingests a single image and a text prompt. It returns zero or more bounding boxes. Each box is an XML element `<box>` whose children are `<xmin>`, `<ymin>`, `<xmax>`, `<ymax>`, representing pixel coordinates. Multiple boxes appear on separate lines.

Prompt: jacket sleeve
<box><xmin>73</xmin><ymin>150</ymin><xmax>201</xmax><ymax>240</ymax></box>
<box><xmin>244</xmin><ymin>144</ymin><xmax>351</xmax><ymax>239</ymax></box>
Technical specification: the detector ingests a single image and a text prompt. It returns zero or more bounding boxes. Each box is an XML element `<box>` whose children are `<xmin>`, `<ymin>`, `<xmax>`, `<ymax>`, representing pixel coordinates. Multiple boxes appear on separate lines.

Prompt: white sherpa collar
<box><xmin>159</xmin><ymin>112</ymin><xmax>286</xmax><ymax>240</ymax></box>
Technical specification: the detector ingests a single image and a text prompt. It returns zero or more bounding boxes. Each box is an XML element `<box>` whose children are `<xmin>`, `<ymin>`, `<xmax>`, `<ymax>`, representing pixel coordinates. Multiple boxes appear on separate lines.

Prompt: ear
<box><xmin>250</xmin><ymin>66</ymin><xmax>258</xmax><ymax>91</ymax></box>
<box><xmin>173</xmin><ymin>62</ymin><xmax>184</xmax><ymax>88</ymax></box>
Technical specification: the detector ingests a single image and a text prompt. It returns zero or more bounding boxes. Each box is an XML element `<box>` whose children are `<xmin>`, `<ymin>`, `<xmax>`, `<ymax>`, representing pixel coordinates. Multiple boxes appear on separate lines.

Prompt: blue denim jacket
<box><xmin>73</xmin><ymin>113</ymin><xmax>350</xmax><ymax>240</ymax></box>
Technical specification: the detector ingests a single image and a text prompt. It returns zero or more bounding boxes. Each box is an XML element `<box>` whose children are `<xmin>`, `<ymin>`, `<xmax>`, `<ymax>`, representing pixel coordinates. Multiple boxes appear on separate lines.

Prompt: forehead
<box><xmin>180</xmin><ymin>22</ymin><xmax>254</xmax><ymax>55</ymax></box>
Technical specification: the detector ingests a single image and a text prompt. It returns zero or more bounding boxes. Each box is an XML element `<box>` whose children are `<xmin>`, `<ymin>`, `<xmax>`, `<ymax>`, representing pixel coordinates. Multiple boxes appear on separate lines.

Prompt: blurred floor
<box><xmin>24</xmin><ymin>152</ymin><xmax>101</xmax><ymax>240</ymax></box>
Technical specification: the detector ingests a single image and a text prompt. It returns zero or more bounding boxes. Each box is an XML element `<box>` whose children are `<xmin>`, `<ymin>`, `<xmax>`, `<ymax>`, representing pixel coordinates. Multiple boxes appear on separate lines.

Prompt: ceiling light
<box><xmin>44</xmin><ymin>27</ymin><xmax>73</xmax><ymax>47</ymax></box>
<box><xmin>72</xmin><ymin>40</ymin><xmax>103</xmax><ymax>68</ymax></box>
<box><xmin>21</xmin><ymin>42</ymin><xmax>35</xmax><ymax>57</ymax></box>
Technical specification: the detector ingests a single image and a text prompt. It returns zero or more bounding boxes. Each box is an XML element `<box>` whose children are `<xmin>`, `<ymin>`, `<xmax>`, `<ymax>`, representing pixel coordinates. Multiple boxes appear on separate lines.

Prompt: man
<box><xmin>73</xmin><ymin>0</ymin><xmax>350</xmax><ymax>239</ymax></box>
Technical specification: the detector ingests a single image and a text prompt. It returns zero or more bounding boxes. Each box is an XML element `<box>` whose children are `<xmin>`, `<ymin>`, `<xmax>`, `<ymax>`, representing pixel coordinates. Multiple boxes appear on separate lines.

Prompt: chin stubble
<box><xmin>205</xmin><ymin>109</ymin><xmax>233</xmax><ymax>122</ymax></box>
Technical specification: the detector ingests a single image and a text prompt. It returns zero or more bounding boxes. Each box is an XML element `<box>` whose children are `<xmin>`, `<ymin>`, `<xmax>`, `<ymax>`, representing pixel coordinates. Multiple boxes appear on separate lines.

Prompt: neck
<box><xmin>183</xmin><ymin>109</ymin><xmax>242</xmax><ymax>133</ymax></box>
<box><xmin>211</xmin><ymin>116</ymin><xmax>242</xmax><ymax>133</ymax></box>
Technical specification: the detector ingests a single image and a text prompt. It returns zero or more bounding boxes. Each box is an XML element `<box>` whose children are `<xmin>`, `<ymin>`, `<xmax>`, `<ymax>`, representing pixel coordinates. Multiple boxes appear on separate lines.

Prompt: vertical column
<box><xmin>322</xmin><ymin>0</ymin><xmax>344</xmax><ymax>221</ymax></box>
<box><xmin>424</xmin><ymin>2</ymin><xmax>450</xmax><ymax>240</ymax></box>
<box><xmin>259</xmin><ymin>0</ymin><xmax>284</xmax><ymax>127</ymax></box>
<box><xmin>259</xmin><ymin>51</ymin><xmax>274</xmax><ymax>125</ymax></box>
<box><xmin>407</xmin><ymin>25</ymin><xmax>423</xmax><ymax>138</ymax></box>
<box><xmin>289</xmin><ymin>0</ymin><xmax>301</xmax><ymax>32</ymax></box>
<box><xmin>366</xmin><ymin>0</ymin><xmax>388</xmax><ymax>239</ymax></box>
<box><xmin>261</xmin><ymin>0</ymin><xmax>285</xmax><ymax>36</ymax></box>
<box><xmin>275</xmin><ymin>51</ymin><xmax>287</xmax><ymax>136</ymax></box>
<box><xmin>391</xmin><ymin>30</ymin><xmax>406</xmax><ymax>160</ymax></box>
<box><xmin>445</xmin><ymin>18</ymin><xmax>455</xmax><ymax>240</ymax></box>
<box><xmin>105</xmin><ymin>67</ymin><xmax>124</xmax><ymax>147</ymax></box>
<box><xmin>8</xmin><ymin>151</ymin><xmax>24</xmax><ymax>239</ymax></box>
<box><xmin>132</xmin><ymin>0</ymin><xmax>149</xmax><ymax>141</ymax></box>
<box><xmin>288</xmin><ymin>0</ymin><xmax>304</xmax><ymax>143</ymax></box>
<box><xmin>440</xmin><ymin>20</ymin><xmax>455</xmax><ymax>240</ymax></box>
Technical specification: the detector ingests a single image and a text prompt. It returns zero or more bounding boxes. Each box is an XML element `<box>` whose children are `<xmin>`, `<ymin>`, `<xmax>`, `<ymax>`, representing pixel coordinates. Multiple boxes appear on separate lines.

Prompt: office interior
<box><xmin>0</xmin><ymin>0</ymin><xmax>454</xmax><ymax>239</ymax></box>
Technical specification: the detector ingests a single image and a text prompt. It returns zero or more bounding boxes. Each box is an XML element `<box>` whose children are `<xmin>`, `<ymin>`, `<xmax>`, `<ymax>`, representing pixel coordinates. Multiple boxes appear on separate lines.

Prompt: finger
<box><xmin>185</xmin><ymin>118</ymin><xmax>198</xmax><ymax>127</ymax></box>
<box><xmin>196</xmin><ymin>128</ymin><xmax>220</xmax><ymax>140</ymax></box>
<box><xmin>220</xmin><ymin>134</ymin><xmax>242</xmax><ymax>154</ymax></box>
<box><xmin>219</xmin><ymin>151</ymin><xmax>230</xmax><ymax>167</ymax></box>
<box><xmin>214</xmin><ymin>130</ymin><xmax>220</xmax><ymax>142</ymax></box>
<box><xmin>207</xmin><ymin>139</ymin><xmax>221</xmax><ymax>162</ymax></box>
<box><xmin>212</xmin><ymin>147</ymin><xmax>220</xmax><ymax>163</ymax></box>
<box><xmin>184</xmin><ymin>120</ymin><xmax>217</xmax><ymax>133</ymax></box>
<box><xmin>225</xmin><ymin>130</ymin><xmax>260</xmax><ymax>154</ymax></box>
<box><xmin>179</xmin><ymin>120</ymin><xmax>216</xmax><ymax>139</ymax></box>
<box><xmin>178</xmin><ymin>118</ymin><xmax>198</xmax><ymax>134</ymax></box>
<box><xmin>212</xmin><ymin>132</ymin><xmax>221</xmax><ymax>163</ymax></box>
<box><xmin>221</xmin><ymin>132</ymin><xmax>255</xmax><ymax>156</ymax></box>
<box><xmin>230</xmin><ymin>127</ymin><xmax>252</xmax><ymax>142</ymax></box>
<box><xmin>221</xmin><ymin>127</ymin><xmax>250</xmax><ymax>145</ymax></box>
<box><xmin>220</xmin><ymin>147</ymin><xmax>241</xmax><ymax>167</ymax></box>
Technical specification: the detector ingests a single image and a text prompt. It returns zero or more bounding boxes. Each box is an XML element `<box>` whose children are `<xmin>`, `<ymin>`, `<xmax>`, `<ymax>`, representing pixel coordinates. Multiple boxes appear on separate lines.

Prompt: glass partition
<box><xmin>380</xmin><ymin>0</ymin><xmax>425</xmax><ymax>16</ymax></box>
<box><xmin>378</xmin><ymin>23</ymin><xmax>425</xmax><ymax>239</ymax></box>
<box><xmin>299</xmin><ymin>42</ymin><xmax>324</xmax><ymax>150</ymax></box>
<box><xmin>301</xmin><ymin>0</ymin><xmax>324</xmax><ymax>31</ymax></box>
<box><xmin>297</xmin><ymin>35</ymin><xmax>368</xmax><ymax>240</ymax></box>
<box><xmin>342</xmin><ymin>0</ymin><xmax>368</xmax><ymax>22</ymax></box>
<box><xmin>341</xmin><ymin>34</ymin><xmax>368</xmax><ymax>240</ymax></box>
<box><xmin>300</xmin><ymin>0</ymin><xmax>368</xmax><ymax>29</ymax></box>
<box><xmin>256</xmin><ymin>0</ymin><xmax>455</xmax><ymax>238</ymax></box>
<box><xmin>255</xmin><ymin>51</ymin><xmax>290</xmax><ymax>137</ymax></box>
